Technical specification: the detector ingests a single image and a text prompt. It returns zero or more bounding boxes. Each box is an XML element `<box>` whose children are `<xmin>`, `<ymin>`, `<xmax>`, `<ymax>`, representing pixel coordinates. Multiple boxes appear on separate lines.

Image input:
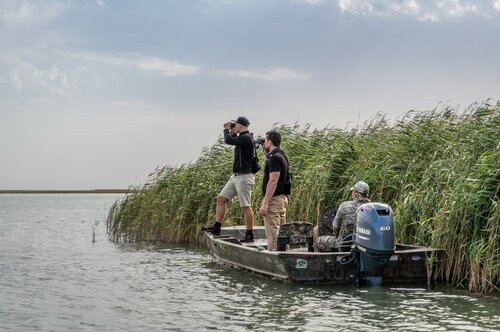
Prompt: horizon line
<box><xmin>0</xmin><ymin>189</ymin><xmax>134</xmax><ymax>194</ymax></box>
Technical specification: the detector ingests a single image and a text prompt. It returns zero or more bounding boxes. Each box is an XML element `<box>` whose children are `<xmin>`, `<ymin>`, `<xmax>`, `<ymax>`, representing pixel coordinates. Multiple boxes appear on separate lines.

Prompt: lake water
<box><xmin>0</xmin><ymin>194</ymin><xmax>498</xmax><ymax>331</ymax></box>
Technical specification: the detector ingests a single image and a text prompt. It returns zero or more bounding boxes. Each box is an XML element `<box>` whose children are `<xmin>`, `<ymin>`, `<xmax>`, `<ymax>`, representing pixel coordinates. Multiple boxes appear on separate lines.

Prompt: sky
<box><xmin>1</xmin><ymin>0</ymin><xmax>499</xmax><ymax>190</ymax></box>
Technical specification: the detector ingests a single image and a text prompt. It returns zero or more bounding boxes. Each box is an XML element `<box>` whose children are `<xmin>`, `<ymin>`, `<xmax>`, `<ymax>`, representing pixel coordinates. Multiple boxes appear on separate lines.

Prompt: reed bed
<box><xmin>107</xmin><ymin>102</ymin><xmax>499</xmax><ymax>293</ymax></box>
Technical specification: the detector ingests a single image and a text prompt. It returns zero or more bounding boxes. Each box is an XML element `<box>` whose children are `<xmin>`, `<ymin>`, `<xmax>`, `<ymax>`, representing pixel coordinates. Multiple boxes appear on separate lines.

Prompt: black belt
<box><xmin>234</xmin><ymin>173</ymin><xmax>251</xmax><ymax>176</ymax></box>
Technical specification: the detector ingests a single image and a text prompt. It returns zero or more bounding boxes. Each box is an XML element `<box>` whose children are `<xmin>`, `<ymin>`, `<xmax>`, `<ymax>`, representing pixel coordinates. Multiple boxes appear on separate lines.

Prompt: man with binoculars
<box><xmin>204</xmin><ymin>116</ymin><xmax>256</xmax><ymax>242</ymax></box>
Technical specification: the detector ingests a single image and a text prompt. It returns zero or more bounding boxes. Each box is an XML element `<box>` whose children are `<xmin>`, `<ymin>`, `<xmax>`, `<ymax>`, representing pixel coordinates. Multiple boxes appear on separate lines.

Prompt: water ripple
<box><xmin>0</xmin><ymin>194</ymin><xmax>499</xmax><ymax>332</ymax></box>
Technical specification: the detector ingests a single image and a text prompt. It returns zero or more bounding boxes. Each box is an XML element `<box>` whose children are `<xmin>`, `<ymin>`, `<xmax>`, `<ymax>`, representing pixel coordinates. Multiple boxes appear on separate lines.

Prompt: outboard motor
<box><xmin>352</xmin><ymin>203</ymin><xmax>395</xmax><ymax>286</ymax></box>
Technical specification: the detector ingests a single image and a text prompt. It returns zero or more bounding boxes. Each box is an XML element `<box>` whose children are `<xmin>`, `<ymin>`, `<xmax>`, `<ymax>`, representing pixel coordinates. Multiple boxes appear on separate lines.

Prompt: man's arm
<box><xmin>331</xmin><ymin>204</ymin><xmax>344</xmax><ymax>237</ymax></box>
<box><xmin>223</xmin><ymin>129</ymin><xmax>251</xmax><ymax>146</ymax></box>
<box><xmin>259</xmin><ymin>172</ymin><xmax>280</xmax><ymax>216</ymax></box>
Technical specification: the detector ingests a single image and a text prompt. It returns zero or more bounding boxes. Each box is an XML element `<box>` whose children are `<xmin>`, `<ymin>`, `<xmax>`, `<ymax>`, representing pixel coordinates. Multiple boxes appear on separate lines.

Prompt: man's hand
<box><xmin>259</xmin><ymin>201</ymin><xmax>269</xmax><ymax>216</ymax></box>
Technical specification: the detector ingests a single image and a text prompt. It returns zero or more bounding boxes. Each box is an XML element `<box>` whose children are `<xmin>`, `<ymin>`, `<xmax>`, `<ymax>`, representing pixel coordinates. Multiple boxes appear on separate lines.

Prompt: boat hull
<box><xmin>204</xmin><ymin>226</ymin><xmax>443</xmax><ymax>285</ymax></box>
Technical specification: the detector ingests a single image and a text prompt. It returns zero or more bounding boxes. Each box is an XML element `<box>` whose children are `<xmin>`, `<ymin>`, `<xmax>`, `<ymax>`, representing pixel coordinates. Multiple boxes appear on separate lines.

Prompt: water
<box><xmin>0</xmin><ymin>194</ymin><xmax>499</xmax><ymax>332</ymax></box>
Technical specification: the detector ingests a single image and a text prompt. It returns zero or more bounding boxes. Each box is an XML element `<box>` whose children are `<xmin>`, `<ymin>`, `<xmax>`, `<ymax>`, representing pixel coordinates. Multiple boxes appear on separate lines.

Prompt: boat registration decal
<box><xmin>295</xmin><ymin>259</ymin><xmax>308</xmax><ymax>269</ymax></box>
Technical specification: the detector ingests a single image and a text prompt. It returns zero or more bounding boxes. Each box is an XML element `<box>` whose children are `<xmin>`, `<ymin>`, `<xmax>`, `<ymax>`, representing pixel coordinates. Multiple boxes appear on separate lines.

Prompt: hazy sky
<box><xmin>1</xmin><ymin>0</ymin><xmax>499</xmax><ymax>190</ymax></box>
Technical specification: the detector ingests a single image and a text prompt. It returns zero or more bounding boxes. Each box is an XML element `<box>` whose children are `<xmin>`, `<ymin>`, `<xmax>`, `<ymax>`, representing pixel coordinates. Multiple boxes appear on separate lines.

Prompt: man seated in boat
<box><xmin>313</xmin><ymin>181</ymin><xmax>370</xmax><ymax>252</ymax></box>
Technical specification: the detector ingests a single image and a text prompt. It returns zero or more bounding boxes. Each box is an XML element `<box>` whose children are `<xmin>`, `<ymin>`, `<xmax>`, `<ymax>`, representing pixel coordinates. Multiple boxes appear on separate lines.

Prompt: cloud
<box><xmin>71</xmin><ymin>52</ymin><xmax>200</xmax><ymax>76</ymax></box>
<box><xmin>136</xmin><ymin>58</ymin><xmax>200</xmax><ymax>76</ymax></box>
<box><xmin>301</xmin><ymin>0</ymin><xmax>326</xmax><ymax>4</ymax></box>
<box><xmin>0</xmin><ymin>0</ymin><xmax>67</xmax><ymax>27</ymax></box>
<box><xmin>10</xmin><ymin>61</ymin><xmax>69</xmax><ymax>96</ymax></box>
<box><xmin>332</xmin><ymin>0</ymin><xmax>497</xmax><ymax>21</ymax></box>
<box><xmin>71</xmin><ymin>52</ymin><xmax>308</xmax><ymax>81</ymax></box>
<box><xmin>227</xmin><ymin>67</ymin><xmax>310</xmax><ymax>81</ymax></box>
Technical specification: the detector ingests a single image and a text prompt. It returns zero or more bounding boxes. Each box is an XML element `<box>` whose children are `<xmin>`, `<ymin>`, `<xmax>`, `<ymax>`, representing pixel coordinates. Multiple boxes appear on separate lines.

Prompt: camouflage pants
<box><xmin>313</xmin><ymin>235</ymin><xmax>340</xmax><ymax>252</ymax></box>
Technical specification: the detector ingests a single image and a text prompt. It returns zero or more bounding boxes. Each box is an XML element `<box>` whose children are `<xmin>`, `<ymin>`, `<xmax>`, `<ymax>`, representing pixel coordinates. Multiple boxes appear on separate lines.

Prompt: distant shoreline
<box><xmin>0</xmin><ymin>189</ymin><xmax>133</xmax><ymax>194</ymax></box>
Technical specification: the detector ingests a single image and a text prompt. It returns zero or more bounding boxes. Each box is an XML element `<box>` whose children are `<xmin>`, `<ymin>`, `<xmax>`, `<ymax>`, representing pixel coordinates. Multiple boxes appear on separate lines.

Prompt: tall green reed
<box><xmin>107</xmin><ymin>102</ymin><xmax>499</xmax><ymax>293</ymax></box>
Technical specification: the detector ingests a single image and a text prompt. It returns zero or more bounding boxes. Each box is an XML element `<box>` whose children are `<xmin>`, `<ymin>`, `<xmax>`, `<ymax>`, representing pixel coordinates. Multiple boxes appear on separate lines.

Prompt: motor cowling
<box><xmin>356</xmin><ymin>203</ymin><xmax>395</xmax><ymax>252</ymax></box>
<box><xmin>353</xmin><ymin>203</ymin><xmax>395</xmax><ymax>286</ymax></box>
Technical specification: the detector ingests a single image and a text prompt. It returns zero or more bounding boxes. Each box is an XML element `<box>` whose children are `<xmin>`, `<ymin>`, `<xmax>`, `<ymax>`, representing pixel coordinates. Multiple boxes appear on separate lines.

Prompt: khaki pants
<box><xmin>264</xmin><ymin>195</ymin><xmax>288</xmax><ymax>250</ymax></box>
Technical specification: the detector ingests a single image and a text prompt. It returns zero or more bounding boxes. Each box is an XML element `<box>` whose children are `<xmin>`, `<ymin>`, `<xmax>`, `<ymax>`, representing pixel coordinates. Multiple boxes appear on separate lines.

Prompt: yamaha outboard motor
<box><xmin>353</xmin><ymin>203</ymin><xmax>395</xmax><ymax>286</ymax></box>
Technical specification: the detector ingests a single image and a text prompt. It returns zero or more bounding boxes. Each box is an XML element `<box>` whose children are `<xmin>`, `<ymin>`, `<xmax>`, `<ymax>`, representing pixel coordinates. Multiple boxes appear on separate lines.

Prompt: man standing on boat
<box><xmin>314</xmin><ymin>181</ymin><xmax>370</xmax><ymax>252</ymax></box>
<box><xmin>259</xmin><ymin>130</ymin><xmax>291</xmax><ymax>250</ymax></box>
<box><xmin>204</xmin><ymin>116</ymin><xmax>256</xmax><ymax>242</ymax></box>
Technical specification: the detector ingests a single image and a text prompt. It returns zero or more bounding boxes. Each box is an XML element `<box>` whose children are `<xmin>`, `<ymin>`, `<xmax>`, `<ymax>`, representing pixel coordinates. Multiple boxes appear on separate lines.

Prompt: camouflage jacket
<box><xmin>332</xmin><ymin>197</ymin><xmax>370</xmax><ymax>240</ymax></box>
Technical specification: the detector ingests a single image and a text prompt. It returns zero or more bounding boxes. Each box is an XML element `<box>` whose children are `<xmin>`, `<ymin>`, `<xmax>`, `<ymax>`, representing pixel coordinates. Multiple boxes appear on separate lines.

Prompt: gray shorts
<box><xmin>220</xmin><ymin>174</ymin><xmax>255</xmax><ymax>207</ymax></box>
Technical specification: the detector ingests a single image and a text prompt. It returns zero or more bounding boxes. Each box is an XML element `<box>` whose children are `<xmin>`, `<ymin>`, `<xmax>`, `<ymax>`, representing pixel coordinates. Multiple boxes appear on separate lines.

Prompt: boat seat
<box><xmin>318</xmin><ymin>204</ymin><xmax>338</xmax><ymax>236</ymax></box>
<box><xmin>276</xmin><ymin>221</ymin><xmax>314</xmax><ymax>252</ymax></box>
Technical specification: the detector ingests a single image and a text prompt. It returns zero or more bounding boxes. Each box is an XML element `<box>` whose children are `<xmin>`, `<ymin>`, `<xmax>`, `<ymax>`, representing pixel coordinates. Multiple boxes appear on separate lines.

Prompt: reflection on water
<box><xmin>196</xmin><ymin>264</ymin><xmax>500</xmax><ymax>332</ymax></box>
<box><xmin>0</xmin><ymin>194</ymin><xmax>499</xmax><ymax>331</ymax></box>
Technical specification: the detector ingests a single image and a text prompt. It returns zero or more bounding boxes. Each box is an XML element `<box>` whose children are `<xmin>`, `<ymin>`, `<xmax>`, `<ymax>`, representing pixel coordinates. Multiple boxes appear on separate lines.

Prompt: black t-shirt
<box><xmin>262</xmin><ymin>148</ymin><xmax>290</xmax><ymax>196</ymax></box>
<box><xmin>223</xmin><ymin>129</ymin><xmax>254</xmax><ymax>173</ymax></box>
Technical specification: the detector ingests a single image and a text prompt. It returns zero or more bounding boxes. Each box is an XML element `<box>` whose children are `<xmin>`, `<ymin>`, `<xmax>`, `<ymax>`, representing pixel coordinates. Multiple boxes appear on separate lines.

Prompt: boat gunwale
<box><xmin>204</xmin><ymin>228</ymin><xmax>442</xmax><ymax>257</ymax></box>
